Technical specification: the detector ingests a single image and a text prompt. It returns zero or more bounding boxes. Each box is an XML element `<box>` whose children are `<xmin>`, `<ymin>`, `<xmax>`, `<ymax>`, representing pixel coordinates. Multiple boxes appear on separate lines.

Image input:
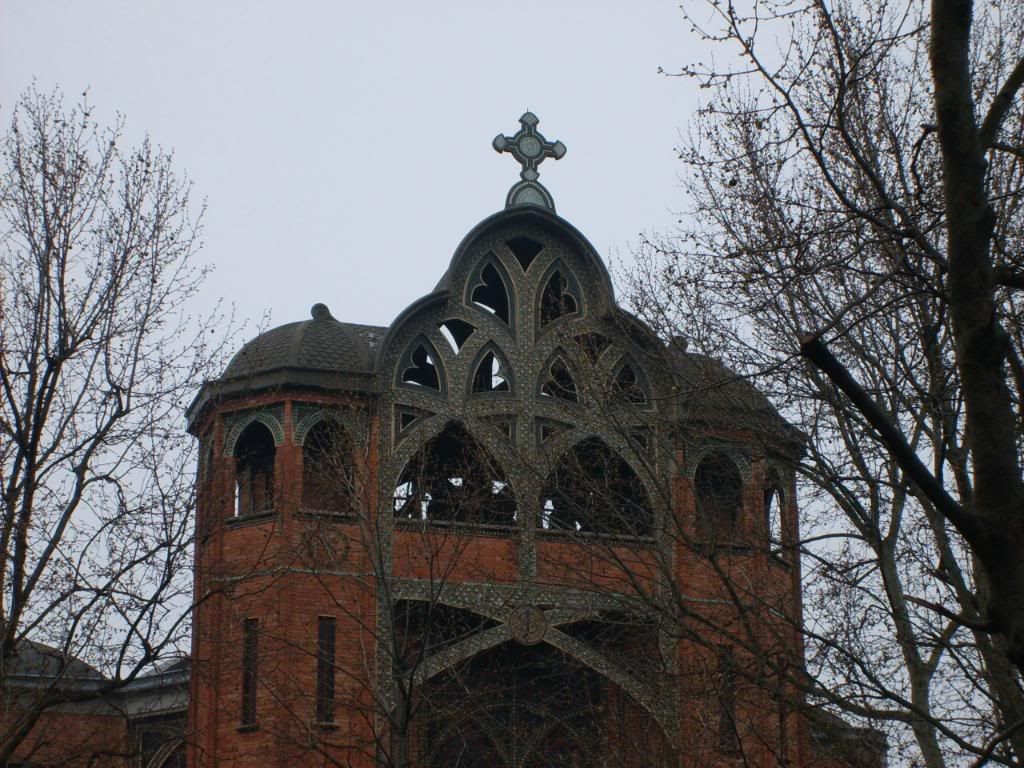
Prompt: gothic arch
<box><xmin>465</xmin><ymin>255</ymin><xmax>516</xmax><ymax>328</ymax></box>
<box><xmin>536</xmin><ymin>349</ymin><xmax>582</xmax><ymax>404</ymax></box>
<box><xmin>392</xmin><ymin>421</ymin><xmax>517</xmax><ymax>526</ymax></box>
<box><xmin>396</xmin><ymin>335</ymin><xmax>448</xmax><ymax>395</ymax></box>
<box><xmin>411</xmin><ymin>624</ymin><xmax>676</xmax><ymax>754</ymax></box>
<box><xmin>539</xmin><ymin>437</ymin><xmax>654</xmax><ymax>537</ymax></box>
<box><xmin>467</xmin><ymin>342</ymin><xmax>516</xmax><ymax>396</ymax></box>
<box><xmin>609</xmin><ymin>356</ymin><xmax>652</xmax><ymax>406</ymax></box>
<box><xmin>536</xmin><ymin>260</ymin><xmax>583</xmax><ymax>330</ymax></box>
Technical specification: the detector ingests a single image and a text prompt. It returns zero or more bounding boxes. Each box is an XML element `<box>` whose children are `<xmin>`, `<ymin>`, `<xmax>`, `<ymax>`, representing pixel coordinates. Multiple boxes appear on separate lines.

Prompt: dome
<box><xmin>220</xmin><ymin>303</ymin><xmax>385</xmax><ymax>381</ymax></box>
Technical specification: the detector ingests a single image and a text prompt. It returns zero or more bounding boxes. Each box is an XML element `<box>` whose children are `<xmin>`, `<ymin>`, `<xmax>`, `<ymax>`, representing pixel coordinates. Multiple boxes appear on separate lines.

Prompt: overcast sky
<box><xmin>2</xmin><ymin>1</ymin><xmax>707</xmax><ymax>339</ymax></box>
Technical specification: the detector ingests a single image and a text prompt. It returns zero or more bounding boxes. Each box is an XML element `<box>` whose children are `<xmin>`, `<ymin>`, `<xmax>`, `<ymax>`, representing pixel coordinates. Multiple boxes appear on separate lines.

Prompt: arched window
<box><xmin>764</xmin><ymin>475</ymin><xmax>785</xmax><ymax>553</ymax></box>
<box><xmin>539</xmin><ymin>269</ymin><xmax>580</xmax><ymax>326</ymax></box>
<box><xmin>612</xmin><ymin>362</ymin><xmax>647</xmax><ymax>404</ymax></box>
<box><xmin>540</xmin><ymin>438</ymin><xmax>653</xmax><ymax>537</ymax></box>
<box><xmin>471</xmin><ymin>348</ymin><xmax>512</xmax><ymax>393</ymax></box>
<box><xmin>694</xmin><ymin>452</ymin><xmax>743</xmax><ymax>544</ymax></box>
<box><xmin>471</xmin><ymin>262</ymin><xmax>511</xmax><ymax>324</ymax></box>
<box><xmin>302</xmin><ymin>420</ymin><xmax>354</xmax><ymax>514</ymax></box>
<box><xmin>394</xmin><ymin>422</ymin><xmax>516</xmax><ymax>526</ymax></box>
<box><xmin>402</xmin><ymin>344</ymin><xmax>442</xmax><ymax>389</ymax></box>
<box><xmin>234</xmin><ymin>422</ymin><xmax>276</xmax><ymax>517</ymax></box>
<box><xmin>540</xmin><ymin>358</ymin><xmax>578</xmax><ymax>403</ymax></box>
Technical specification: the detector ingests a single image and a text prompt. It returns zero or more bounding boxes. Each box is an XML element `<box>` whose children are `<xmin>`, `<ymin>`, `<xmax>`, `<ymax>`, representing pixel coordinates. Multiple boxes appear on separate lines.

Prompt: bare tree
<box><xmin>0</xmin><ymin>85</ymin><xmax>228</xmax><ymax>763</ymax></box>
<box><xmin>622</xmin><ymin>0</ymin><xmax>1024</xmax><ymax>763</ymax></box>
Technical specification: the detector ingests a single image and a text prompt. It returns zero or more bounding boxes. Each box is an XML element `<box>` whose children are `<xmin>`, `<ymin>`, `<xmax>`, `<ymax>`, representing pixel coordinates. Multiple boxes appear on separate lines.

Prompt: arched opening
<box><xmin>471</xmin><ymin>349</ymin><xmax>512</xmax><ymax>393</ymax></box>
<box><xmin>612</xmin><ymin>362</ymin><xmax>647</xmax><ymax>404</ymax></box>
<box><xmin>540</xmin><ymin>358</ymin><xmax>578</xmax><ymax>403</ymax></box>
<box><xmin>233</xmin><ymin>422</ymin><xmax>276</xmax><ymax>517</ymax></box>
<box><xmin>540</xmin><ymin>438</ymin><xmax>653</xmax><ymax>536</ymax></box>
<box><xmin>694</xmin><ymin>452</ymin><xmax>743</xmax><ymax>545</ymax></box>
<box><xmin>402</xmin><ymin>343</ymin><xmax>442</xmax><ymax>390</ymax></box>
<box><xmin>764</xmin><ymin>474</ymin><xmax>785</xmax><ymax>553</ymax></box>
<box><xmin>471</xmin><ymin>262</ymin><xmax>511</xmax><ymax>324</ymax></box>
<box><xmin>394</xmin><ymin>422</ymin><xmax>516</xmax><ymax>526</ymax></box>
<box><xmin>539</xmin><ymin>269</ymin><xmax>580</xmax><ymax>326</ymax></box>
<box><xmin>415</xmin><ymin>642</ymin><xmax>672</xmax><ymax>768</ymax></box>
<box><xmin>302</xmin><ymin>419</ymin><xmax>355</xmax><ymax>514</ymax></box>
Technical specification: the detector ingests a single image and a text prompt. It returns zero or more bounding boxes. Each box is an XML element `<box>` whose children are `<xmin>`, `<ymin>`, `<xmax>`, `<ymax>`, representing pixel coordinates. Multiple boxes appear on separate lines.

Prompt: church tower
<box><xmin>186</xmin><ymin>114</ymin><xmax>818</xmax><ymax>767</ymax></box>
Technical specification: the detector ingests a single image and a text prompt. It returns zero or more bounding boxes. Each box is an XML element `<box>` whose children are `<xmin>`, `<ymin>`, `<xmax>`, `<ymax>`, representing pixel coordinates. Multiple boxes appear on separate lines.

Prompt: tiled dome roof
<box><xmin>220</xmin><ymin>304</ymin><xmax>385</xmax><ymax>381</ymax></box>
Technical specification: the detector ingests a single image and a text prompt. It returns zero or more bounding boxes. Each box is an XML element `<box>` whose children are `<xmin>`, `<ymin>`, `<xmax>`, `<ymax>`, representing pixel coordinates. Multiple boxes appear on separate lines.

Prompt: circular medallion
<box><xmin>508</xmin><ymin>605</ymin><xmax>546</xmax><ymax>645</ymax></box>
<box><xmin>517</xmin><ymin>135</ymin><xmax>542</xmax><ymax>159</ymax></box>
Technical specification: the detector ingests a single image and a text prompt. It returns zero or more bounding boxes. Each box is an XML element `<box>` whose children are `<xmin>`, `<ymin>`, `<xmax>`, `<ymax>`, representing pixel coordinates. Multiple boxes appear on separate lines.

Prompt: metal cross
<box><xmin>493</xmin><ymin>112</ymin><xmax>566</xmax><ymax>182</ymax></box>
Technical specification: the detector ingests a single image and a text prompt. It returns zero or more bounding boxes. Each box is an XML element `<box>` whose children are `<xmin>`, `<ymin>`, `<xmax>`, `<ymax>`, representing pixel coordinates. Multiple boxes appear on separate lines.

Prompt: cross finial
<box><xmin>493</xmin><ymin>112</ymin><xmax>566</xmax><ymax>211</ymax></box>
<box><xmin>493</xmin><ymin>112</ymin><xmax>566</xmax><ymax>182</ymax></box>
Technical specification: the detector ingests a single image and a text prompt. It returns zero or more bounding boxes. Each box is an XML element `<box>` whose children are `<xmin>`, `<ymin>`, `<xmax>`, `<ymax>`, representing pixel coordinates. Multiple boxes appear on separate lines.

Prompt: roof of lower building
<box><xmin>221</xmin><ymin>303</ymin><xmax>384</xmax><ymax>380</ymax></box>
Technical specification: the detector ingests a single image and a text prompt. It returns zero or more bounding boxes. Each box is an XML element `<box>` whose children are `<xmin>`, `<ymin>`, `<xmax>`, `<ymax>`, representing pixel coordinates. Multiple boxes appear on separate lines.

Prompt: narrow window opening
<box><xmin>234</xmin><ymin>423</ymin><xmax>276</xmax><ymax>517</ymax></box>
<box><xmin>765</xmin><ymin>480</ymin><xmax>785</xmax><ymax>552</ymax></box>
<box><xmin>541</xmin><ymin>359</ymin><xmax>578</xmax><ymax>402</ymax></box>
<box><xmin>695</xmin><ymin>452</ymin><xmax>743</xmax><ymax>545</ymax></box>
<box><xmin>472</xmin><ymin>351</ymin><xmax>510</xmax><ymax>393</ymax></box>
<box><xmin>316</xmin><ymin>617</ymin><xmax>336</xmax><ymax>723</ymax></box>
<box><xmin>399</xmin><ymin>411</ymin><xmax>418</xmax><ymax>430</ymax></box>
<box><xmin>394</xmin><ymin>422</ymin><xmax>516</xmax><ymax>526</ymax></box>
<box><xmin>438</xmin><ymin>319</ymin><xmax>475</xmax><ymax>354</ymax></box>
<box><xmin>540</xmin><ymin>270</ymin><xmax>579</xmax><ymax>326</ymax></box>
<box><xmin>471</xmin><ymin>263</ymin><xmax>511</xmax><ymax>323</ymax></box>
<box><xmin>302</xmin><ymin>420</ymin><xmax>353</xmax><ymax>514</ymax></box>
<box><xmin>613</xmin><ymin>363</ymin><xmax>647</xmax><ymax>403</ymax></box>
<box><xmin>241</xmin><ymin>618</ymin><xmax>258</xmax><ymax>726</ymax></box>
<box><xmin>506</xmin><ymin>237</ymin><xmax>543</xmax><ymax>271</ymax></box>
<box><xmin>402</xmin><ymin>345</ymin><xmax>441</xmax><ymax>389</ymax></box>
<box><xmin>539</xmin><ymin>438</ymin><xmax>653</xmax><ymax>536</ymax></box>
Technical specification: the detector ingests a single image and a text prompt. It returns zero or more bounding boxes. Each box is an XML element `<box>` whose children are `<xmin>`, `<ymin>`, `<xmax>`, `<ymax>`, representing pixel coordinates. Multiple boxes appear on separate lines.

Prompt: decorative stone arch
<box><xmin>466</xmin><ymin>341</ymin><xmax>517</xmax><ymax>397</ymax></box>
<box><xmin>538</xmin><ymin>435</ymin><xmax>657</xmax><ymax>537</ymax></box>
<box><xmin>401</xmin><ymin>593</ymin><xmax>677</xmax><ymax>746</ymax></box>
<box><xmin>464</xmin><ymin>253</ymin><xmax>517</xmax><ymax>329</ymax></box>
<box><xmin>222</xmin><ymin>407</ymin><xmax>285</xmax><ymax>457</ymax></box>
<box><xmin>535</xmin><ymin>347</ymin><xmax>584</xmax><ymax>405</ymax></box>
<box><xmin>293</xmin><ymin>405</ymin><xmax>364</xmax><ymax>449</ymax></box>
<box><xmin>684</xmin><ymin>446</ymin><xmax>753</xmax><ymax>482</ymax></box>
<box><xmin>395</xmin><ymin>334</ymin><xmax>448</xmax><ymax>396</ymax></box>
<box><xmin>607</xmin><ymin>354</ymin><xmax>653</xmax><ymax>407</ymax></box>
<box><xmin>389</xmin><ymin>419</ymin><xmax>519</xmax><ymax>526</ymax></box>
<box><xmin>535</xmin><ymin>258</ymin><xmax>584</xmax><ymax>331</ymax></box>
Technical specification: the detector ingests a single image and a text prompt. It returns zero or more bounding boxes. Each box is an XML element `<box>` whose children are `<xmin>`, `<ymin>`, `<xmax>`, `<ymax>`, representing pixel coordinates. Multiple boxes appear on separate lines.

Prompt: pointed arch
<box><xmin>468</xmin><ymin>342</ymin><xmax>515</xmax><ymax>395</ymax></box>
<box><xmin>396</xmin><ymin>335</ymin><xmax>447</xmax><ymax>394</ymax></box>
<box><xmin>537</xmin><ymin>261</ymin><xmax>582</xmax><ymax>328</ymax></box>
<box><xmin>764</xmin><ymin>469</ymin><xmax>786</xmax><ymax>553</ymax></box>
<box><xmin>610</xmin><ymin>358</ymin><xmax>651</xmax><ymax>405</ymax></box>
<box><xmin>466</xmin><ymin>256</ymin><xmax>514</xmax><ymax>326</ymax></box>
<box><xmin>539</xmin><ymin>437</ymin><xmax>653</xmax><ymax>536</ymax></box>
<box><xmin>538</xmin><ymin>351</ymin><xmax>580</xmax><ymax>403</ymax></box>
<box><xmin>393</xmin><ymin>421</ymin><xmax>517</xmax><ymax>527</ymax></box>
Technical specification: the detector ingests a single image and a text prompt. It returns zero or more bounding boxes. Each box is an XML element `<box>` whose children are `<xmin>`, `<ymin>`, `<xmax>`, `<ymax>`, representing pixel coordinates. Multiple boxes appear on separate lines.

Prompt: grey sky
<box><xmin>1</xmin><ymin>1</ymin><xmax>705</xmax><ymax>337</ymax></box>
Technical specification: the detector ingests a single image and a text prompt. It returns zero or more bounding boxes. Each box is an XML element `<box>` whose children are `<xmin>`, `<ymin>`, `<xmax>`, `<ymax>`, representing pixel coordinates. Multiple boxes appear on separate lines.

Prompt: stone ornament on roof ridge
<box><xmin>493</xmin><ymin>111</ymin><xmax>565</xmax><ymax>211</ymax></box>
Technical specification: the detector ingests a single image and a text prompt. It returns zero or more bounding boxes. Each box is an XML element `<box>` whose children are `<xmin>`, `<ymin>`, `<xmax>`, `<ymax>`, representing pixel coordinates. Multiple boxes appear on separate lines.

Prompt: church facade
<box><xmin>178</xmin><ymin>114</ymin><xmax>882</xmax><ymax>768</ymax></box>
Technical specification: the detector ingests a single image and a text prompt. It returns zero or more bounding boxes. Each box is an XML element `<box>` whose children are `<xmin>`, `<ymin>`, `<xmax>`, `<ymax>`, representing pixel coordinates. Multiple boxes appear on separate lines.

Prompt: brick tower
<box><xmin>185</xmin><ymin>114</ymin><xmax>851</xmax><ymax>768</ymax></box>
